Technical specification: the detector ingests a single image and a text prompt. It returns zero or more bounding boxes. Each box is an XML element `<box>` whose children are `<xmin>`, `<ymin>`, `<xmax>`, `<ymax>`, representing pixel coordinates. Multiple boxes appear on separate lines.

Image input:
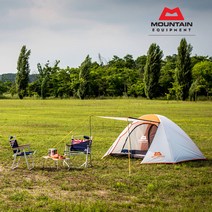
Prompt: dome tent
<box><xmin>102</xmin><ymin>114</ymin><xmax>206</xmax><ymax>164</ymax></box>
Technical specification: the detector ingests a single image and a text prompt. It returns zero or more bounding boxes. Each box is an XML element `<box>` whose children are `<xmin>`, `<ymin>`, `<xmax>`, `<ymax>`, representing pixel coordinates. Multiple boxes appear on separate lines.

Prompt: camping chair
<box><xmin>64</xmin><ymin>135</ymin><xmax>92</xmax><ymax>168</ymax></box>
<box><xmin>9</xmin><ymin>136</ymin><xmax>36</xmax><ymax>170</ymax></box>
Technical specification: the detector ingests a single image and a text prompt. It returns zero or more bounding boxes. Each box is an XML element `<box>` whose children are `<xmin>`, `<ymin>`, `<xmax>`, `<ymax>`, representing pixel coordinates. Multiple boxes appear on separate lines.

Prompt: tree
<box><xmin>144</xmin><ymin>43</ymin><xmax>163</xmax><ymax>99</ymax></box>
<box><xmin>37</xmin><ymin>60</ymin><xmax>60</xmax><ymax>99</ymax></box>
<box><xmin>87</xmin><ymin>62</ymin><xmax>106</xmax><ymax>97</ymax></box>
<box><xmin>108</xmin><ymin>55</ymin><xmax>125</xmax><ymax>68</ymax></box>
<box><xmin>78</xmin><ymin>55</ymin><xmax>92</xmax><ymax>99</ymax></box>
<box><xmin>175</xmin><ymin>38</ymin><xmax>193</xmax><ymax>100</ymax></box>
<box><xmin>135</xmin><ymin>55</ymin><xmax>147</xmax><ymax>77</ymax></box>
<box><xmin>16</xmin><ymin>45</ymin><xmax>31</xmax><ymax>99</ymax></box>
<box><xmin>0</xmin><ymin>81</ymin><xmax>8</xmax><ymax>95</ymax></box>
<box><xmin>69</xmin><ymin>67</ymin><xmax>80</xmax><ymax>97</ymax></box>
<box><xmin>159</xmin><ymin>54</ymin><xmax>177</xmax><ymax>97</ymax></box>
<box><xmin>191</xmin><ymin>55</ymin><xmax>209</xmax><ymax>68</ymax></box>
<box><xmin>124</xmin><ymin>54</ymin><xmax>135</xmax><ymax>69</ymax></box>
<box><xmin>189</xmin><ymin>61</ymin><xmax>212</xmax><ymax>100</ymax></box>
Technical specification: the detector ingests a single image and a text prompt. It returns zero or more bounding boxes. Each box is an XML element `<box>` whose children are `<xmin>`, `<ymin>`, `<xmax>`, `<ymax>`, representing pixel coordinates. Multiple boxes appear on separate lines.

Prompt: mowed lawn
<box><xmin>0</xmin><ymin>99</ymin><xmax>211</xmax><ymax>211</ymax></box>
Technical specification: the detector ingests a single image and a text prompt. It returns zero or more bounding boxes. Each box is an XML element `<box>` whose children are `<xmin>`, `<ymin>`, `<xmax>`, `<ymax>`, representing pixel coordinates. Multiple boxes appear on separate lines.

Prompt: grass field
<box><xmin>0</xmin><ymin>99</ymin><xmax>211</xmax><ymax>211</ymax></box>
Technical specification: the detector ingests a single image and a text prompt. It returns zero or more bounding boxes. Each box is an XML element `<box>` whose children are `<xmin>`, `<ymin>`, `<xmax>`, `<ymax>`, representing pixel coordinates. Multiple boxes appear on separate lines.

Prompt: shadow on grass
<box><xmin>182</xmin><ymin>159</ymin><xmax>212</xmax><ymax>168</ymax></box>
<box><xmin>102</xmin><ymin>156</ymin><xmax>212</xmax><ymax>169</ymax></box>
<box><xmin>34</xmin><ymin>166</ymin><xmax>88</xmax><ymax>172</ymax></box>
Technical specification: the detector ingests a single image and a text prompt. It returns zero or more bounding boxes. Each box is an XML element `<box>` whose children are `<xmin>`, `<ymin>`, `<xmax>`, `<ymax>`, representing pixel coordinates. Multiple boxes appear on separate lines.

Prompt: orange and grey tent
<box><xmin>102</xmin><ymin>114</ymin><xmax>206</xmax><ymax>164</ymax></box>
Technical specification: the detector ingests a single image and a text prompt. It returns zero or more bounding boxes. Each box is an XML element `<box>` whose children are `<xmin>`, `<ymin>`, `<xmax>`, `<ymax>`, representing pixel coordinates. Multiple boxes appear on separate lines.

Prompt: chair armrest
<box><xmin>13</xmin><ymin>144</ymin><xmax>30</xmax><ymax>150</ymax></box>
<box><xmin>18</xmin><ymin>144</ymin><xmax>30</xmax><ymax>148</ymax></box>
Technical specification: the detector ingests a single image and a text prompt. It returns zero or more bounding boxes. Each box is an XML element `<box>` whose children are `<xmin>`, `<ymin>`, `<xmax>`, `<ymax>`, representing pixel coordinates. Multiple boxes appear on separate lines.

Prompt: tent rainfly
<box><xmin>102</xmin><ymin>114</ymin><xmax>206</xmax><ymax>164</ymax></box>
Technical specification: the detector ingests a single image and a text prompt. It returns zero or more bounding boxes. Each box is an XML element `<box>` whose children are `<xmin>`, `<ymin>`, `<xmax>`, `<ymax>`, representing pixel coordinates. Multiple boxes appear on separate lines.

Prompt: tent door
<box><xmin>147</xmin><ymin>124</ymin><xmax>158</xmax><ymax>148</ymax></box>
<box><xmin>140</xmin><ymin>124</ymin><xmax>157</xmax><ymax>152</ymax></box>
<box><xmin>121</xmin><ymin>123</ymin><xmax>158</xmax><ymax>158</ymax></box>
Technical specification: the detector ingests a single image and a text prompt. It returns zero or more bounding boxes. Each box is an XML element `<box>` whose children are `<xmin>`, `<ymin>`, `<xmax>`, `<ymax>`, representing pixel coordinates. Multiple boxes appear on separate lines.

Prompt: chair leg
<box><xmin>28</xmin><ymin>154</ymin><xmax>35</xmax><ymax>170</ymax></box>
<box><xmin>31</xmin><ymin>155</ymin><xmax>34</xmax><ymax>169</ymax></box>
<box><xmin>85</xmin><ymin>153</ymin><xmax>88</xmax><ymax>168</ymax></box>
<box><xmin>31</xmin><ymin>152</ymin><xmax>35</xmax><ymax>169</ymax></box>
<box><xmin>11</xmin><ymin>155</ymin><xmax>21</xmax><ymax>169</ymax></box>
<box><xmin>11</xmin><ymin>152</ymin><xmax>35</xmax><ymax>170</ymax></box>
<box><xmin>11</xmin><ymin>155</ymin><xmax>17</xmax><ymax>169</ymax></box>
<box><xmin>24</xmin><ymin>152</ymin><xmax>30</xmax><ymax>170</ymax></box>
<box><xmin>80</xmin><ymin>153</ymin><xmax>92</xmax><ymax>168</ymax></box>
<box><xmin>63</xmin><ymin>159</ymin><xmax>70</xmax><ymax>169</ymax></box>
<box><xmin>89</xmin><ymin>153</ymin><xmax>92</xmax><ymax>167</ymax></box>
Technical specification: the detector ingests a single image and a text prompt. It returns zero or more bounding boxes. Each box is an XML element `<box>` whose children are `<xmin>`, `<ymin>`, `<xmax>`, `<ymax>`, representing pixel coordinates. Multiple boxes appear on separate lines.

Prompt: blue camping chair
<box><xmin>9</xmin><ymin>136</ymin><xmax>36</xmax><ymax>170</ymax></box>
<box><xmin>64</xmin><ymin>135</ymin><xmax>92</xmax><ymax>168</ymax></box>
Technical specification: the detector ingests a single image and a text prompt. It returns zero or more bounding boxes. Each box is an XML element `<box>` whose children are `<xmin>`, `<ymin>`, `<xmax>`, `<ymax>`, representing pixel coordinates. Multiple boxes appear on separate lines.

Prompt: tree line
<box><xmin>0</xmin><ymin>38</ymin><xmax>212</xmax><ymax>100</ymax></box>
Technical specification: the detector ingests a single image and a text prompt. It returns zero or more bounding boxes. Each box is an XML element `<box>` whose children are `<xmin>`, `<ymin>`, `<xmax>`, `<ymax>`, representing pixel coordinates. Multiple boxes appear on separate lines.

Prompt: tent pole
<box><xmin>127</xmin><ymin>118</ymin><xmax>131</xmax><ymax>176</ymax></box>
<box><xmin>89</xmin><ymin>115</ymin><xmax>92</xmax><ymax>138</ymax></box>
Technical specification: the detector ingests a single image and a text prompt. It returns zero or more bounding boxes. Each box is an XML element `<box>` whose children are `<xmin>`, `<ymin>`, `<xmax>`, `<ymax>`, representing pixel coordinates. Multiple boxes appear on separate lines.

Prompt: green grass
<box><xmin>0</xmin><ymin>99</ymin><xmax>211</xmax><ymax>211</ymax></box>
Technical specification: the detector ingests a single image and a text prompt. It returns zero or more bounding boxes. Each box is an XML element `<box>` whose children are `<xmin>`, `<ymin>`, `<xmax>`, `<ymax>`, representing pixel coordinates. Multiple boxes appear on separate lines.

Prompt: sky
<box><xmin>0</xmin><ymin>0</ymin><xmax>212</xmax><ymax>74</ymax></box>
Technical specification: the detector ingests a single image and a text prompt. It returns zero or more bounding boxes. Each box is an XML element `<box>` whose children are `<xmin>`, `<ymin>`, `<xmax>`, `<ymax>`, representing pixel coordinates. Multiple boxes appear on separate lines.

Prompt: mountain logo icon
<box><xmin>159</xmin><ymin>7</ymin><xmax>184</xmax><ymax>20</ymax></box>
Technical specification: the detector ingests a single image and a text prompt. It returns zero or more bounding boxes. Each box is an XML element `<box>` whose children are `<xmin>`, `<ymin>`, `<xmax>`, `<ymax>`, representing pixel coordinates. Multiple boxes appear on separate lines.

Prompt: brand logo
<box><xmin>159</xmin><ymin>7</ymin><xmax>184</xmax><ymax>21</ymax></box>
<box><xmin>149</xmin><ymin>6</ymin><xmax>194</xmax><ymax>36</ymax></box>
<box><xmin>152</xmin><ymin>152</ymin><xmax>164</xmax><ymax>158</ymax></box>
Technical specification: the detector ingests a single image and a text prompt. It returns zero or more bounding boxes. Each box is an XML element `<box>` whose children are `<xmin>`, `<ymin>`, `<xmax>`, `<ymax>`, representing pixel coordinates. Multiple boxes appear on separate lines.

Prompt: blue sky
<box><xmin>0</xmin><ymin>0</ymin><xmax>212</xmax><ymax>74</ymax></box>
